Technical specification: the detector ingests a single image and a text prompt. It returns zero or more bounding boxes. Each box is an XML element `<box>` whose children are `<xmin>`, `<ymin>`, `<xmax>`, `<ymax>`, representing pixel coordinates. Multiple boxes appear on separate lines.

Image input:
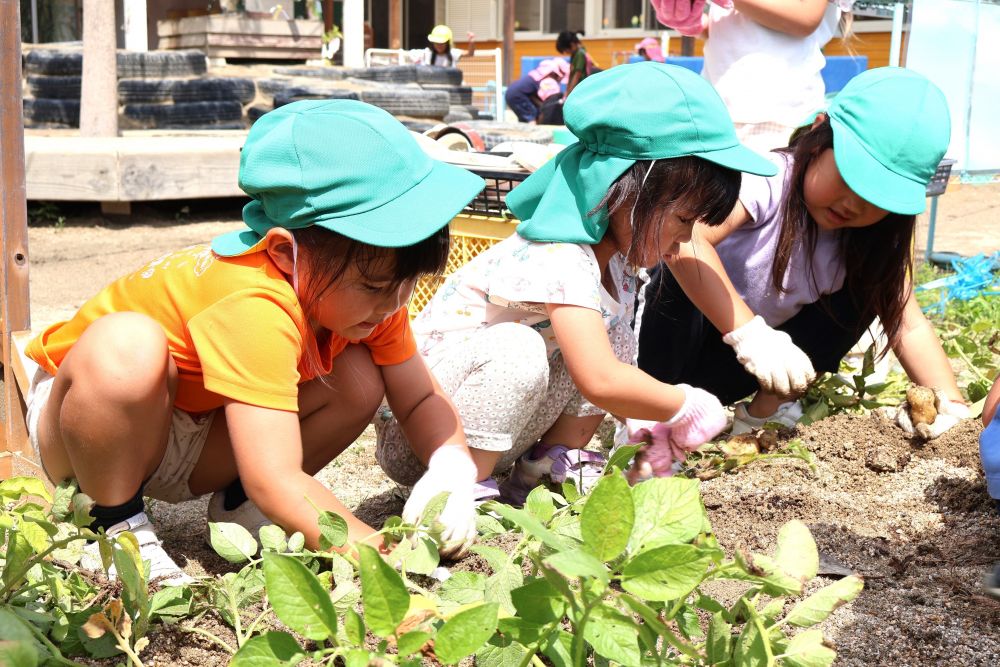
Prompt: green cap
<box><xmin>212</xmin><ymin>99</ymin><xmax>485</xmax><ymax>256</ymax></box>
<box><xmin>508</xmin><ymin>62</ymin><xmax>777</xmax><ymax>244</ymax></box>
<box><xmin>827</xmin><ymin>67</ymin><xmax>950</xmax><ymax>215</ymax></box>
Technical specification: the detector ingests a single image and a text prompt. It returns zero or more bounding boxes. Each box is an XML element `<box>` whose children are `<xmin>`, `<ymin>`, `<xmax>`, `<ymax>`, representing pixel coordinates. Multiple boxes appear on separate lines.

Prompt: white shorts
<box><xmin>25</xmin><ymin>368</ymin><xmax>216</xmax><ymax>504</ymax></box>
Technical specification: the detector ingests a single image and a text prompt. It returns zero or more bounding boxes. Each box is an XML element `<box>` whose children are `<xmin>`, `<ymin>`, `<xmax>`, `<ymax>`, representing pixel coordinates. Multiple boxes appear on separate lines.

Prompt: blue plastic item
<box><xmin>821</xmin><ymin>55</ymin><xmax>868</xmax><ymax>94</ymax></box>
<box><xmin>916</xmin><ymin>251</ymin><xmax>1000</xmax><ymax>315</ymax></box>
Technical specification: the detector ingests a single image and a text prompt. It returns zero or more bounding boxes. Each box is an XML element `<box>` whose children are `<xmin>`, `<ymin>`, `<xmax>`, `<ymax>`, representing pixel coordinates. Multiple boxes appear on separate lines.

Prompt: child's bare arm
<box><xmin>224</xmin><ymin>401</ymin><xmax>377</xmax><ymax>551</ymax></box>
<box><xmin>548</xmin><ymin>303</ymin><xmax>686</xmax><ymax>420</ymax></box>
<box><xmin>382</xmin><ymin>353</ymin><xmax>467</xmax><ymax>460</ymax></box>
<box><xmin>892</xmin><ymin>290</ymin><xmax>963</xmax><ymax>402</ymax></box>
<box><xmin>732</xmin><ymin>0</ymin><xmax>829</xmax><ymax>37</ymax></box>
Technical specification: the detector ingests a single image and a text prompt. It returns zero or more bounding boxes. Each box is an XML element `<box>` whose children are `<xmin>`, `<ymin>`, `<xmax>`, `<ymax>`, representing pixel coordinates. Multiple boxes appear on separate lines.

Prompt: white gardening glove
<box><xmin>722</xmin><ymin>316</ymin><xmax>816</xmax><ymax>397</ymax></box>
<box><xmin>402</xmin><ymin>444</ymin><xmax>478</xmax><ymax>560</ymax></box>
<box><xmin>895</xmin><ymin>390</ymin><xmax>970</xmax><ymax>440</ymax></box>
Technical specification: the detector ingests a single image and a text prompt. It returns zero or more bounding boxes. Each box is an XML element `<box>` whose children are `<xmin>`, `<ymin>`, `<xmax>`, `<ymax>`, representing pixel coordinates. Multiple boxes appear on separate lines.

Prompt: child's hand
<box><xmin>650</xmin><ymin>0</ymin><xmax>709</xmax><ymax>36</ymax></box>
<box><xmin>895</xmin><ymin>389</ymin><xmax>970</xmax><ymax>440</ymax></box>
<box><xmin>723</xmin><ymin>316</ymin><xmax>816</xmax><ymax>397</ymax></box>
<box><xmin>402</xmin><ymin>444</ymin><xmax>478</xmax><ymax>560</ymax></box>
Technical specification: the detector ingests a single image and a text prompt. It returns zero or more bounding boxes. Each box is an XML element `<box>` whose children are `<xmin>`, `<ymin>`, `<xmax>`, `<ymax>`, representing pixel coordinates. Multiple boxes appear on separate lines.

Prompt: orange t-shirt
<box><xmin>26</xmin><ymin>245</ymin><xmax>416</xmax><ymax>413</ymax></box>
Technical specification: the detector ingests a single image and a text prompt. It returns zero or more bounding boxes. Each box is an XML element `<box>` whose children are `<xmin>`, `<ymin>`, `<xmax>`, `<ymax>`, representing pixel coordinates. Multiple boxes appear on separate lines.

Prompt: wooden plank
<box><xmin>205</xmin><ymin>33</ymin><xmax>322</xmax><ymax>48</ymax></box>
<box><xmin>24</xmin><ymin>136</ymin><xmax>119</xmax><ymax>201</ymax></box>
<box><xmin>204</xmin><ymin>46</ymin><xmax>320</xmax><ymax>60</ymax></box>
<box><xmin>116</xmin><ymin>135</ymin><xmax>243</xmax><ymax>200</ymax></box>
<box><xmin>158</xmin><ymin>15</ymin><xmax>323</xmax><ymax>39</ymax></box>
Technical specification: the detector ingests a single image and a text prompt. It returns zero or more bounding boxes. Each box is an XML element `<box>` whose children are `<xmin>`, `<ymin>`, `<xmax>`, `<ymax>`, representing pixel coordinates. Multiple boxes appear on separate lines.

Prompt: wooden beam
<box><xmin>0</xmin><ymin>0</ymin><xmax>33</xmax><ymax>470</ymax></box>
<box><xmin>80</xmin><ymin>0</ymin><xmax>118</xmax><ymax>137</ymax></box>
<box><xmin>389</xmin><ymin>0</ymin><xmax>402</xmax><ymax>49</ymax></box>
<box><xmin>503</xmin><ymin>0</ymin><xmax>515</xmax><ymax>86</ymax></box>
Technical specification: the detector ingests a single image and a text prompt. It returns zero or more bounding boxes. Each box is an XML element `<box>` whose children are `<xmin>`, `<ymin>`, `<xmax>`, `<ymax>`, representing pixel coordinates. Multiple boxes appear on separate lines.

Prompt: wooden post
<box><xmin>122</xmin><ymin>0</ymin><xmax>148</xmax><ymax>52</ymax></box>
<box><xmin>0</xmin><ymin>0</ymin><xmax>33</xmax><ymax>477</ymax></box>
<box><xmin>80</xmin><ymin>0</ymin><xmax>118</xmax><ymax>138</ymax></box>
<box><xmin>322</xmin><ymin>0</ymin><xmax>333</xmax><ymax>34</ymax></box>
<box><xmin>388</xmin><ymin>0</ymin><xmax>402</xmax><ymax>49</ymax></box>
<box><xmin>502</xmin><ymin>0</ymin><xmax>515</xmax><ymax>85</ymax></box>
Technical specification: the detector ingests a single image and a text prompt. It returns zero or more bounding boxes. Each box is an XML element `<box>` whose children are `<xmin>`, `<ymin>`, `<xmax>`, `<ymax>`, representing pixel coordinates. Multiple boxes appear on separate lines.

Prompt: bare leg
<box><xmin>540</xmin><ymin>413</ymin><xmax>605</xmax><ymax>449</ymax></box>
<box><xmin>37</xmin><ymin>313</ymin><xmax>176</xmax><ymax>506</ymax></box>
<box><xmin>188</xmin><ymin>344</ymin><xmax>385</xmax><ymax>495</ymax></box>
<box><xmin>746</xmin><ymin>390</ymin><xmax>787</xmax><ymax>418</ymax></box>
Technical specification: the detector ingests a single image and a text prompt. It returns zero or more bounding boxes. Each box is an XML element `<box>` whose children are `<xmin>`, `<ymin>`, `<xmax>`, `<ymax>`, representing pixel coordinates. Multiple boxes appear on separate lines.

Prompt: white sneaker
<box><xmin>206</xmin><ymin>490</ymin><xmax>272</xmax><ymax>546</ymax></box>
<box><xmin>731</xmin><ymin>401</ymin><xmax>803</xmax><ymax>435</ymax></box>
<box><xmin>81</xmin><ymin>512</ymin><xmax>194</xmax><ymax>587</ymax></box>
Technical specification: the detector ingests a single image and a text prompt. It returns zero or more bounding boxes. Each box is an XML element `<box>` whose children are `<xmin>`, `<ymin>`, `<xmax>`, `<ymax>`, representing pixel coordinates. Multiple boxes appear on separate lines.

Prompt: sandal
<box><xmin>499</xmin><ymin>444</ymin><xmax>606</xmax><ymax>507</ymax></box>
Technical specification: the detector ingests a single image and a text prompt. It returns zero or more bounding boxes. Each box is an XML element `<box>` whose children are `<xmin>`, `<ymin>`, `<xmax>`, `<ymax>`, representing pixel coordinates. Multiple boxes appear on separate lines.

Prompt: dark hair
<box><xmin>291</xmin><ymin>225</ymin><xmax>449</xmax><ymax>375</ymax></box>
<box><xmin>555</xmin><ymin>31</ymin><xmax>582</xmax><ymax>52</ymax></box>
<box><xmin>594</xmin><ymin>157</ymin><xmax>741</xmax><ymax>265</ymax></box>
<box><xmin>428</xmin><ymin>40</ymin><xmax>454</xmax><ymax>66</ymax></box>
<box><xmin>774</xmin><ymin>117</ymin><xmax>913</xmax><ymax>352</ymax></box>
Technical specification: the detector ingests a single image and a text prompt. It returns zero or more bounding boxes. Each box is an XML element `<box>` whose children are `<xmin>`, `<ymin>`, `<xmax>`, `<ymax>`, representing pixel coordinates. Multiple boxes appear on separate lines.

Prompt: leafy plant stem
<box><xmin>0</xmin><ymin>534</ymin><xmax>91</xmax><ymax>602</ymax></box>
<box><xmin>241</xmin><ymin>605</ymin><xmax>272</xmax><ymax>644</ymax></box>
<box><xmin>181</xmin><ymin>623</ymin><xmax>237</xmax><ymax>655</ymax></box>
<box><xmin>21</xmin><ymin>614</ymin><xmax>89</xmax><ymax>667</ymax></box>
<box><xmin>106</xmin><ymin>625</ymin><xmax>146</xmax><ymax>667</ymax></box>
<box><xmin>571</xmin><ymin>597</ymin><xmax>596</xmax><ymax>666</ymax></box>
<box><xmin>952</xmin><ymin>342</ymin><xmax>993</xmax><ymax>384</ymax></box>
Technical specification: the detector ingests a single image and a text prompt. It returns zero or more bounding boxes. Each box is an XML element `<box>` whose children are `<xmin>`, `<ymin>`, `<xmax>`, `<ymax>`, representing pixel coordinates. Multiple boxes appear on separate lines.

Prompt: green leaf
<box><xmin>732</xmin><ymin>614</ymin><xmax>769</xmax><ymax>667</ymax></box>
<box><xmin>583</xmin><ymin>604</ymin><xmax>641</xmax><ymax>666</ymax></box>
<box><xmin>485</xmin><ymin>563</ymin><xmax>523</xmax><ymax>615</ymax></box>
<box><xmin>358</xmin><ymin>544</ymin><xmax>409</xmax><ymax>637</ymax></box>
<box><xmin>542</xmin><ymin>629</ymin><xmax>575</xmax><ymax>667</ymax></box>
<box><xmin>18</xmin><ymin>520</ymin><xmax>50</xmax><ymax>555</ymax></box>
<box><xmin>397</xmin><ymin>630</ymin><xmax>431</xmax><ymax>657</ymax></box>
<box><xmin>779</xmin><ymin>629</ymin><xmax>836</xmax><ymax>667</ymax></box>
<box><xmin>475</xmin><ymin>635</ymin><xmax>529</xmax><ymax>667</ymax></box>
<box><xmin>783</xmin><ymin>576</ymin><xmax>864</xmax><ymax>628</ymax></box>
<box><xmin>750</xmin><ymin>553</ymin><xmax>804</xmax><ymax>597</ymax></box>
<box><xmin>621</xmin><ymin>544</ymin><xmax>710</xmax><ymax>601</ymax></box>
<box><xmin>761</xmin><ymin>597</ymin><xmax>785</xmax><ymax>623</ymax></box>
<box><xmin>486</xmin><ymin>503</ymin><xmax>569</xmax><ymax>550</ymax></box>
<box><xmin>343</xmin><ymin>609</ymin><xmax>365</xmax><ymax>646</ymax></box>
<box><xmin>774</xmin><ymin>520</ymin><xmax>818</xmax><ymax>582</ymax></box>
<box><xmin>208</xmin><ymin>522</ymin><xmax>258</xmax><ymax>563</ymax></box>
<box><xmin>50</xmin><ymin>480</ymin><xmax>77</xmax><ymax>521</ymax></box>
<box><xmin>475</xmin><ymin>513</ymin><xmax>507</xmax><ymax>538</ymax></box>
<box><xmin>581</xmin><ymin>472</ymin><xmax>634</xmax><ymax>562</ymax></box>
<box><xmin>434</xmin><ymin>602</ymin><xmax>499</xmax><ymax>665</ymax></box>
<box><xmin>525</xmin><ymin>486</ymin><xmax>555</xmax><ymax>523</ymax></box>
<box><xmin>0</xmin><ymin>477</ymin><xmax>51</xmax><ymax>502</ymax></box>
<box><xmin>628</xmin><ymin>477</ymin><xmax>704</xmax><ymax>554</ymax></box>
<box><xmin>677</xmin><ymin>604</ymin><xmax>704</xmax><ymax>639</ymax></box>
<box><xmin>511</xmin><ymin>578</ymin><xmax>566</xmax><ymax>624</ymax></box>
<box><xmin>150</xmin><ymin>585</ymin><xmax>193</xmax><ymax>621</ymax></box>
<box><xmin>0</xmin><ymin>640</ymin><xmax>38</xmax><ymax>667</ymax></box>
<box><xmin>438</xmin><ymin>571</ymin><xmax>487</xmax><ymax>614</ymax></box>
<box><xmin>262</xmin><ymin>552</ymin><xmax>338</xmax><ymax>641</ymax></box>
<box><xmin>0</xmin><ymin>532</ymin><xmax>33</xmax><ymax>592</ymax></box>
<box><xmin>230</xmin><ymin>631</ymin><xmax>306</xmax><ymax>667</ymax></box>
<box><xmin>317</xmin><ymin>511</ymin><xmax>349</xmax><ymax>550</ymax></box>
<box><xmin>258</xmin><ymin>524</ymin><xmax>287</xmax><ymax>552</ymax></box>
<box><xmin>470</xmin><ymin>544</ymin><xmax>511</xmax><ymax>574</ymax></box>
<box><xmin>287</xmin><ymin>531</ymin><xmax>305</xmax><ymax>552</ymax></box>
<box><xmin>543</xmin><ymin>549</ymin><xmax>610</xmax><ymax>584</ymax></box>
<box><xmin>605</xmin><ymin>444</ymin><xmax>640</xmax><ymax>472</ymax></box>
<box><xmin>402</xmin><ymin>537</ymin><xmax>440</xmax><ymax>576</ymax></box>
<box><xmin>71</xmin><ymin>492</ymin><xmax>95</xmax><ymax>528</ymax></box>
<box><xmin>706</xmin><ymin>611</ymin><xmax>732</xmax><ymax>665</ymax></box>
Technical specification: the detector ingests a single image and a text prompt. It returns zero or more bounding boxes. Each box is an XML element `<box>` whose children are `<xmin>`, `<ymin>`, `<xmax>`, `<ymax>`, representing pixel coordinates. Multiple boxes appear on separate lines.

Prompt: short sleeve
<box><xmin>571</xmin><ymin>50</ymin><xmax>587</xmax><ymax>73</ymax></box>
<box><xmin>486</xmin><ymin>240</ymin><xmax>602</xmax><ymax>313</ymax></box>
<box><xmin>358</xmin><ymin>307</ymin><xmax>417</xmax><ymax>366</ymax></box>
<box><xmin>188</xmin><ymin>290</ymin><xmax>303</xmax><ymax>411</ymax></box>
<box><xmin>738</xmin><ymin>153</ymin><xmax>787</xmax><ymax>229</ymax></box>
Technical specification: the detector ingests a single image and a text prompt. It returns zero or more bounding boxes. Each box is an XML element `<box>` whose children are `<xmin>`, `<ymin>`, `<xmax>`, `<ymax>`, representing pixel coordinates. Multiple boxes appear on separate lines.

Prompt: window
<box><xmin>513</xmin><ymin>0</ymin><xmax>585</xmax><ymax>33</ymax></box>
<box><xmin>516</xmin><ymin>2</ymin><xmax>541</xmax><ymax>31</ymax></box>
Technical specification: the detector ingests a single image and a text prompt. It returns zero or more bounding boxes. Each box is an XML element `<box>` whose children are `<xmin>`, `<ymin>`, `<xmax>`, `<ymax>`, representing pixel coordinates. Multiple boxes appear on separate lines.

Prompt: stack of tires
<box><xmin>23</xmin><ymin>48</ymin><xmax>255</xmax><ymax>130</ymax></box>
<box><xmin>259</xmin><ymin>64</ymin><xmax>477</xmax><ymax>125</ymax></box>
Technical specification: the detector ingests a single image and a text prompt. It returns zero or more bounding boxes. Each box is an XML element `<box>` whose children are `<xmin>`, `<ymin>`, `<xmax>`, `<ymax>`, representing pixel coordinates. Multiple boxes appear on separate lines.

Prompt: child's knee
<box><xmin>333</xmin><ymin>344</ymin><xmax>385</xmax><ymax>416</ymax></box>
<box><xmin>65</xmin><ymin>312</ymin><xmax>172</xmax><ymax>396</ymax></box>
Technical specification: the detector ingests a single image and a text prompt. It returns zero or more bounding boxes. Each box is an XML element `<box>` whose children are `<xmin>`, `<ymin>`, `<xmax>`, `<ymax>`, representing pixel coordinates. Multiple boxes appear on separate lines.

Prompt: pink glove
<box><xmin>625</xmin><ymin>384</ymin><xmax>727</xmax><ymax>483</ymax></box>
<box><xmin>650</xmin><ymin>0</ymin><xmax>709</xmax><ymax>37</ymax></box>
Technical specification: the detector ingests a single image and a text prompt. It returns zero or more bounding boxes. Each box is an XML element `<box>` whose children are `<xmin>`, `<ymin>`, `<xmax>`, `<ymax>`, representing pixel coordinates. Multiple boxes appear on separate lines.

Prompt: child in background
<box><xmin>635</xmin><ymin>37</ymin><xmax>665</xmax><ymax>62</ymax></box>
<box><xmin>505</xmin><ymin>58</ymin><xmax>570</xmax><ymax>123</ymax></box>
<box><xmin>555</xmin><ymin>31</ymin><xmax>597</xmax><ymax>98</ymax></box>
<box><xmin>636</xmin><ymin>68</ymin><xmax>969</xmax><ymax>438</ymax></box>
<box><xmin>23</xmin><ymin>101</ymin><xmax>486</xmax><ymax>583</ymax></box>
<box><xmin>652</xmin><ymin>0</ymin><xmax>852</xmax><ymax>154</ymax></box>
<box><xmin>419</xmin><ymin>24</ymin><xmax>475</xmax><ymax>67</ymax></box>
<box><xmin>375</xmin><ymin>63</ymin><xmax>778</xmax><ymax>504</ymax></box>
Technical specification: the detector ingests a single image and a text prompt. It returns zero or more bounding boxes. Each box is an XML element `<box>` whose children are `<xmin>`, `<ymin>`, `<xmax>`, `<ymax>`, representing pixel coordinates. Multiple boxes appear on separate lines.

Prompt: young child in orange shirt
<box><xmin>24</xmin><ymin>100</ymin><xmax>485</xmax><ymax>583</ymax></box>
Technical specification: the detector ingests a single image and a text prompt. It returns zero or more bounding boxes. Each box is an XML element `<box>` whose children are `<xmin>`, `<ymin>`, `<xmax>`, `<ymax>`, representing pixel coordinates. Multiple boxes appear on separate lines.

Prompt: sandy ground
<box><xmin>20</xmin><ymin>186</ymin><xmax>1000</xmax><ymax>666</ymax></box>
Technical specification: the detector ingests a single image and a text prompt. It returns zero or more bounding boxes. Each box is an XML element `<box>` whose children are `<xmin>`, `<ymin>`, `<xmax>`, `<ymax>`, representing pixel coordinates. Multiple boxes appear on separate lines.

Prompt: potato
<box><xmin>906</xmin><ymin>385</ymin><xmax>938</xmax><ymax>426</ymax></box>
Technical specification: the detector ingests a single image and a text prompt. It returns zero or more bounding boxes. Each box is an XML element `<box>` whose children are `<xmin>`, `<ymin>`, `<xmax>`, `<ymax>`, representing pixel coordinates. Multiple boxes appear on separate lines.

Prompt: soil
<box><xmin>21</xmin><ymin>189</ymin><xmax>1000</xmax><ymax>666</ymax></box>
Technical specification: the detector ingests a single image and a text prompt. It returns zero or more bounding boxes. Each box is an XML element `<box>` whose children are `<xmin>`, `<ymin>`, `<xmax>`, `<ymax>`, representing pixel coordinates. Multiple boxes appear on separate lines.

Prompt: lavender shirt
<box><xmin>715</xmin><ymin>153</ymin><xmax>845</xmax><ymax>326</ymax></box>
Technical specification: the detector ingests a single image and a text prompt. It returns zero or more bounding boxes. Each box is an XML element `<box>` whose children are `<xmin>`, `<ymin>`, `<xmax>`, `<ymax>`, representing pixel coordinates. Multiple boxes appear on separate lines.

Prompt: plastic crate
<box><xmin>926</xmin><ymin>158</ymin><xmax>956</xmax><ymax>197</ymax></box>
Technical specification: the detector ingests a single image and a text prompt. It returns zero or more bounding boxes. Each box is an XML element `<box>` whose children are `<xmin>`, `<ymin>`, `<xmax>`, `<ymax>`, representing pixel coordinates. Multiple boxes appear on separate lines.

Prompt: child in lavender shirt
<box><xmin>637</xmin><ymin>67</ymin><xmax>969</xmax><ymax>437</ymax></box>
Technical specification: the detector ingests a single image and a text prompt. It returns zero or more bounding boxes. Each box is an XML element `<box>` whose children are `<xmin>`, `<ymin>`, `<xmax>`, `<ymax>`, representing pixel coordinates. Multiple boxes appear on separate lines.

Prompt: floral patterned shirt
<box><xmin>413</xmin><ymin>233</ymin><xmax>637</xmax><ymax>366</ymax></box>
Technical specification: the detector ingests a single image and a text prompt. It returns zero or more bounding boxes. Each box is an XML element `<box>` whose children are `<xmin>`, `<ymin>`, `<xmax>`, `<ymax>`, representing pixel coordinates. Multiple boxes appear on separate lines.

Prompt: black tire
<box><xmin>272</xmin><ymin>89</ymin><xmax>359</xmax><ymax>108</ymax></box>
<box><xmin>421</xmin><ymin>84</ymin><xmax>473</xmax><ymax>106</ymax></box>
<box><xmin>399</xmin><ymin>119</ymin><xmax>439</xmax><ymax>133</ymax></box>
<box><xmin>444</xmin><ymin>105</ymin><xmax>474</xmax><ymax>123</ymax></box>
<box><xmin>23</xmin><ymin>98</ymin><xmax>80</xmax><ymax>126</ymax></box>
<box><xmin>123</xmin><ymin>101</ymin><xmax>243</xmax><ymax>128</ymax></box>
<box><xmin>359</xmin><ymin>89</ymin><xmax>449</xmax><ymax>119</ymax></box>
<box><xmin>272</xmin><ymin>66</ymin><xmax>347</xmax><ymax>80</ymax></box>
<box><xmin>415</xmin><ymin>65</ymin><xmax>462</xmax><ymax>85</ymax></box>
<box><xmin>118</xmin><ymin>79</ymin><xmax>177</xmax><ymax>104</ymax></box>
<box><xmin>26</xmin><ymin>75</ymin><xmax>81</xmax><ymax>99</ymax></box>
<box><xmin>171</xmin><ymin>78</ymin><xmax>256</xmax><ymax>104</ymax></box>
<box><xmin>248</xmin><ymin>105</ymin><xmax>271</xmax><ymax>123</ymax></box>
<box><xmin>366</xmin><ymin>65</ymin><xmax>418</xmax><ymax>83</ymax></box>
<box><xmin>117</xmin><ymin>51</ymin><xmax>207</xmax><ymax>78</ymax></box>
<box><xmin>24</xmin><ymin>50</ymin><xmax>82</xmax><ymax>75</ymax></box>
<box><xmin>458</xmin><ymin>121</ymin><xmax>554</xmax><ymax>151</ymax></box>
